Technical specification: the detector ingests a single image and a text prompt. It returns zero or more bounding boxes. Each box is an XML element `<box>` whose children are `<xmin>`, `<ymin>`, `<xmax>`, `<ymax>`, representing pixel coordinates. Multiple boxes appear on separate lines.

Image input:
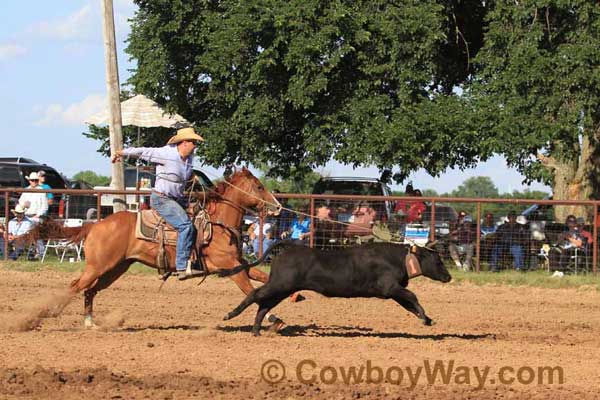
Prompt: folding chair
<box><xmin>41</xmin><ymin>219</ymin><xmax>84</xmax><ymax>262</ymax></box>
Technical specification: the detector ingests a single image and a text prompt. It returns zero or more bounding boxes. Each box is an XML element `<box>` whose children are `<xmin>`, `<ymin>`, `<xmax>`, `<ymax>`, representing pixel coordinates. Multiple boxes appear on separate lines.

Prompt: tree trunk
<box><xmin>540</xmin><ymin>135</ymin><xmax>596</xmax><ymax>223</ymax></box>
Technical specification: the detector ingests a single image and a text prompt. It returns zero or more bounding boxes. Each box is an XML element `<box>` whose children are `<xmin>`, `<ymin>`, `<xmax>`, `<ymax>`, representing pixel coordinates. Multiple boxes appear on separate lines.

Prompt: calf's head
<box><xmin>410</xmin><ymin>243</ymin><xmax>452</xmax><ymax>283</ymax></box>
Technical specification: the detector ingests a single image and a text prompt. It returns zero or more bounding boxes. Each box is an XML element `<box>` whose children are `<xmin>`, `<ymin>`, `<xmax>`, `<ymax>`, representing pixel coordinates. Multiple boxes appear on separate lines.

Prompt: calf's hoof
<box><xmin>223</xmin><ymin>313</ymin><xmax>232</xmax><ymax>321</ymax></box>
<box><xmin>83</xmin><ymin>316</ymin><xmax>98</xmax><ymax>330</ymax></box>
<box><xmin>252</xmin><ymin>330</ymin><xmax>261</xmax><ymax>337</ymax></box>
<box><xmin>423</xmin><ymin>317</ymin><xmax>433</xmax><ymax>326</ymax></box>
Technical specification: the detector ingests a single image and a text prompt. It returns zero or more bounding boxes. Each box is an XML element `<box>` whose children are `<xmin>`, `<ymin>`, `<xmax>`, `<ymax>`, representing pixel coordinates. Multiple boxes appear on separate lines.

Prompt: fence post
<box><xmin>3</xmin><ymin>192</ymin><xmax>8</xmax><ymax>260</ymax></box>
<box><xmin>309</xmin><ymin>197</ymin><xmax>315</xmax><ymax>248</ymax></box>
<box><xmin>96</xmin><ymin>192</ymin><xmax>102</xmax><ymax>220</ymax></box>
<box><xmin>258</xmin><ymin>213</ymin><xmax>264</xmax><ymax>258</ymax></box>
<box><xmin>429</xmin><ymin>200</ymin><xmax>436</xmax><ymax>242</ymax></box>
<box><xmin>594</xmin><ymin>203</ymin><xmax>598</xmax><ymax>274</ymax></box>
<box><xmin>476</xmin><ymin>202</ymin><xmax>481</xmax><ymax>273</ymax></box>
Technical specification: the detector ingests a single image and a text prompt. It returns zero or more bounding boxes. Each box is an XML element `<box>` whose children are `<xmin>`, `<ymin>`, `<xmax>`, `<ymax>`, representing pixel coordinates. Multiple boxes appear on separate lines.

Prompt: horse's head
<box><xmin>225</xmin><ymin>167</ymin><xmax>281</xmax><ymax>214</ymax></box>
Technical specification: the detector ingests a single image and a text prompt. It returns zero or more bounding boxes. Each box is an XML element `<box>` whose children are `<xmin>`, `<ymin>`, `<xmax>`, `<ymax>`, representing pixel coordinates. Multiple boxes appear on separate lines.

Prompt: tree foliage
<box><xmin>125</xmin><ymin>0</ymin><xmax>486</xmax><ymax>180</ymax></box>
<box><xmin>71</xmin><ymin>171</ymin><xmax>111</xmax><ymax>187</ymax></box>
<box><xmin>469</xmin><ymin>1</ymin><xmax>600</xmax><ymax>194</ymax></box>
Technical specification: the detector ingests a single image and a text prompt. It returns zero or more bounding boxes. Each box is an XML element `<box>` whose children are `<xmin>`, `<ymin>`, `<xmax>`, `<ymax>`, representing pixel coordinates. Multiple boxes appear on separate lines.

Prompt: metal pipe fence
<box><xmin>1</xmin><ymin>187</ymin><xmax>598</xmax><ymax>275</ymax></box>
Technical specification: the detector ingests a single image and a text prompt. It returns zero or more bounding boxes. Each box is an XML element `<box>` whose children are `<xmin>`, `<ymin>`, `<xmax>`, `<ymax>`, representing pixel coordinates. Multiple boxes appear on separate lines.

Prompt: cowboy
<box><xmin>112</xmin><ymin>127</ymin><xmax>204</xmax><ymax>278</ymax></box>
<box><xmin>19</xmin><ymin>172</ymin><xmax>49</xmax><ymax>224</ymax></box>
<box><xmin>0</xmin><ymin>204</ymin><xmax>35</xmax><ymax>260</ymax></box>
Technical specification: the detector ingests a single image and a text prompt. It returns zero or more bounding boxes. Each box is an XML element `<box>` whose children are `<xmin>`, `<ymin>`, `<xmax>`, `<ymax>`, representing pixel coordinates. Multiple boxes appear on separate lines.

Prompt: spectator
<box><xmin>19</xmin><ymin>172</ymin><xmax>48</xmax><ymax>224</ymax></box>
<box><xmin>490</xmin><ymin>210</ymin><xmax>529</xmax><ymax>272</ymax></box>
<box><xmin>481</xmin><ymin>212</ymin><xmax>497</xmax><ymax>235</ymax></box>
<box><xmin>37</xmin><ymin>170</ymin><xmax>54</xmax><ymax>205</ymax></box>
<box><xmin>549</xmin><ymin>215</ymin><xmax>589</xmax><ymax>272</ymax></box>
<box><xmin>273</xmin><ymin>192</ymin><xmax>294</xmax><ymax>235</ymax></box>
<box><xmin>0</xmin><ymin>204</ymin><xmax>35</xmax><ymax>260</ymax></box>
<box><xmin>253</xmin><ymin>226</ymin><xmax>276</xmax><ymax>257</ymax></box>
<box><xmin>281</xmin><ymin>212</ymin><xmax>311</xmax><ymax>241</ymax></box>
<box><xmin>249</xmin><ymin>218</ymin><xmax>274</xmax><ymax>256</ymax></box>
<box><xmin>448</xmin><ymin>211</ymin><xmax>477</xmax><ymax>271</ymax></box>
<box><xmin>393</xmin><ymin>182</ymin><xmax>415</xmax><ymax>219</ymax></box>
<box><xmin>406</xmin><ymin>189</ymin><xmax>426</xmax><ymax>223</ymax></box>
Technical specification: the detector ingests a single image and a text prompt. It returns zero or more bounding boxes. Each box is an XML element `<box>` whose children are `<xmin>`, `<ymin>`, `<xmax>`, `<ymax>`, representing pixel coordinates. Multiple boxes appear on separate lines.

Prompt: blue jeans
<box><xmin>491</xmin><ymin>244</ymin><xmax>524</xmax><ymax>270</ymax></box>
<box><xmin>150</xmin><ymin>193</ymin><xmax>195</xmax><ymax>271</ymax></box>
<box><xmin>252</xmin><ymin>238</ymin><xmax>275</xmax><ymax>256</ymax></box>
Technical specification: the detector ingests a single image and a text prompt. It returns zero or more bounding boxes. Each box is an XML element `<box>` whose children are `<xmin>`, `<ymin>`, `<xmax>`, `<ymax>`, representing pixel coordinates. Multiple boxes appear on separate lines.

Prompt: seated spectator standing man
<box><xmin>406</xmin><ymin>189</ymin><xmax>426</xmax><ymax>223</ymax></box>
<box><xmin>282</xmin><ymin>211</ymin><xmax>311</xmax><ymax>242</ymax></box>
<box><xmin>112</xmin><ymin>127</ymin><xmax>204</xmax><ymax>279</ymax></box>
<box><xmin>37</xmin><ymin>170</ymin><xmax>54</xmax><ymax>205</ymax></box>
<box><xmin>490</xmin><ymin>210</ymin><xmax>528</xmax><ymax>272</ymax></box>
<box><xmin>549</xmin><ymin>214</ymin><xmax>589</xmax><ymax>272</ymax></box>
<box><xmin>19</xmin><ymin>172</ymin><xmax>48</xmax><ymax>225</ymax></box>
<box><xmin>248</xmin><ymin>218</ymin><xmax>273</xmax><ymax>256</ymax></box>
<box><xmin>0</xmin><ymin>204</ymin><xmax>35</xmax><ymax>260</ymax></box>
<box><xmin>448</xmin><ymin>211</ymin><xmax>477</xmax><ymax>271</ymax></box>
<box><xmin>481</xmin><ymin>212</ymin><xmax>497</xmax><ymax>235</ymax></box>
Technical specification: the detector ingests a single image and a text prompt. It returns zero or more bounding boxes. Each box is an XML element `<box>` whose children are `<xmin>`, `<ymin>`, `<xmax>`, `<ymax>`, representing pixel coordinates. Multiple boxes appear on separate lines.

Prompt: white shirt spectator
<box><xmin>19</xmin><ymin>190</ymin><xmax>48</xmax><ymax>220</ymax></box>
<box><xmin>19</xmin><ymin>171</ymin><xmax>48</xmax><ymax>222</ymax></box>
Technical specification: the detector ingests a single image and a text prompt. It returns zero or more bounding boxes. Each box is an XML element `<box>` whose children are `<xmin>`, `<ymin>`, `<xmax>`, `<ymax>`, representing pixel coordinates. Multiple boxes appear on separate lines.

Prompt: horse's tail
<box><xmin>215</xmin><ymin>240</ymin><xmax>293</xmax><ymax>277</ymax></box>
<box><xmin>66</xmin><ymin>223</ymin><xmax>94</xmax><ymax>245</ymax></box>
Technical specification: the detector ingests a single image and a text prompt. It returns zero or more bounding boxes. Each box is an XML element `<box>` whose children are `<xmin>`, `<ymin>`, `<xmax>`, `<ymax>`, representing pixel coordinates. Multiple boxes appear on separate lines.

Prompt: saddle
<box><xmin>135</xmin><ymin>209</ymin><xmax>213</xmax><ymax>274</ymax></box>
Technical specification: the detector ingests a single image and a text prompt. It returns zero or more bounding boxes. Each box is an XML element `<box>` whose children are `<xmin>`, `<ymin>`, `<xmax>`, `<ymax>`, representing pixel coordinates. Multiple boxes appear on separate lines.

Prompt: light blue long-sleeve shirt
<box><xmin>9</xmin><ymin>216</ymin><xmax>34</xmax><ymax>236</ymax></box>
<box><xmin>122</xmin><ymin>144</ymin><xmax>193</xmax><ymax>200</ymax></box>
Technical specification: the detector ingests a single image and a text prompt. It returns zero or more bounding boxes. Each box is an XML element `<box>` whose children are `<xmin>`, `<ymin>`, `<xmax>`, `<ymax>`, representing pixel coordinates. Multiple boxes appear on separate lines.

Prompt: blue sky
<box><xmin>0</xmin><ymin>1</ymin><xmax>550</xmax><ymax>194</ymax></box>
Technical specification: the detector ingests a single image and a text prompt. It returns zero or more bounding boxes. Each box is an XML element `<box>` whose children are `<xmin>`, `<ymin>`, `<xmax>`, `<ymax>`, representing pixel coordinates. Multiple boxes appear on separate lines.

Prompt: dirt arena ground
<box><xmin>0</xmin><ymin>268</ymin><xmax>599</xmax><ymax>399</ymax></box>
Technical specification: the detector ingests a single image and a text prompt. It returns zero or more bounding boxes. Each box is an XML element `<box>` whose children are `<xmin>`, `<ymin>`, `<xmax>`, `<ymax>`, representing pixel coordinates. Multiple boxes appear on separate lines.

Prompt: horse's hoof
<box><xmin>267</xmin><ymin>319</ymin><xmax>285</xmax><ymax>334</ymax></box>
<box><xmin>423</xmin><ymin>318</ymin><xmax>433</xmax><ymax>326</ymax></box>
<box><xmin>223</xmin><ymin>313</ymin><xmax>232</xmax><ymax>321</ymax></box>
<box><xmin>252</xmin><ymin>330</ymin><xmax>261</xmax><ymax>337</ymax></box>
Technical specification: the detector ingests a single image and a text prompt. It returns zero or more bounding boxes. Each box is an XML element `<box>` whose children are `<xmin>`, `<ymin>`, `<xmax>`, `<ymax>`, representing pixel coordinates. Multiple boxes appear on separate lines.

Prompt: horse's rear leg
<box><xmin>82</xmin><ymin>261</ymin><xmax>132</xmax><ymax>328</ymax></box>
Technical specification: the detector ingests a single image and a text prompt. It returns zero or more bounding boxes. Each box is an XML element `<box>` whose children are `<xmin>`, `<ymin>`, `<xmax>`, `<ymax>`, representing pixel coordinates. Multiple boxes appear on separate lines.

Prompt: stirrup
<box><xmin>176</xmin><ymin>269</ymin><xmax>207</xmax><ymax>281</ymax></box>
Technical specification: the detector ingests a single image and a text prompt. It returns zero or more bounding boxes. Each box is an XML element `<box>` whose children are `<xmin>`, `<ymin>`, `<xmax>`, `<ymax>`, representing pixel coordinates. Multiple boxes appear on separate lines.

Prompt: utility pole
<box><xmin>101</xmin><ymin>0</ymin><xmax>126</xmax><ymax>212</ymax></box>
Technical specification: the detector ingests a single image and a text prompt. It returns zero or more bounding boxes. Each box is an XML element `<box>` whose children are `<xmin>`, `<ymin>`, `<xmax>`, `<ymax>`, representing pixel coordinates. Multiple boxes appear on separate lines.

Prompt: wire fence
<box><xmin>1</xmin><ymin>188</ymin><xmax>598</xmax><ymax>274</ymax></box>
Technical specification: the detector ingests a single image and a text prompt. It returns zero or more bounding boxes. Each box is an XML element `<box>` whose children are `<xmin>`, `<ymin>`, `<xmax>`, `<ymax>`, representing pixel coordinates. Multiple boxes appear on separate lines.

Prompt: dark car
<box><xmin>311</xmin><ymin>177</ymin><xmax>393</xmax><ymax>245</ymax></box>
<box><xmin>0</xmin><ymin>157</ymin><xmax>68</xmax><ymax>217</ymax></box>
<box><xmin>66</xmin><ymin>180</ymin><xmax>99</xmax><ymax>220</ymax></box>
<box><xmin>0</xmin><ymin>157</ymin><xmax>98</xmax><ymax>220</ymax></box>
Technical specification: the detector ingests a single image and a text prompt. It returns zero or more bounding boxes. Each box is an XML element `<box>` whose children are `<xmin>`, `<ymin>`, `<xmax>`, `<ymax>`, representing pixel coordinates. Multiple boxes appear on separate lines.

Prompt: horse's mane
<box><xmin>201</xmin><ymin>168</ymin><xmax>254</xmax><ymax>201</ymax></box>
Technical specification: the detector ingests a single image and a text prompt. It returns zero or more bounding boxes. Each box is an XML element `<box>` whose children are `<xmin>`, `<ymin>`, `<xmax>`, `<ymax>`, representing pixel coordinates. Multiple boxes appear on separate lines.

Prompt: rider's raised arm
<box><xmin>121</xmin><ymin>145</ymin><xmax>171</xmax><ymax>165</ymax></box>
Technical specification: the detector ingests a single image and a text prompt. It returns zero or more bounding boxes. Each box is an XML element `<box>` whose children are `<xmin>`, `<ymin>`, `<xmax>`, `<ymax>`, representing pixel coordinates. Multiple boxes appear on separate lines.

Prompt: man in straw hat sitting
<box><xmin>112</xmin><ymin>127</ymin><xmax>204</xmax><ymax>278</ymax></box>
<box><xmin>0</xmin><ymin>204</ymin><xmax>35</xmax><ymax>260</ymax></box>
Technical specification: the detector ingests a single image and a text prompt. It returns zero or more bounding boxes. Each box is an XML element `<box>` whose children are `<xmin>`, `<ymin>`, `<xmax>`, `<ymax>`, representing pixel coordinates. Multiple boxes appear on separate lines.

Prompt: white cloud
<box><xmin>0</xmin><ymin>43</ymin><xmax>28</xmax><ymax>61</ymax></box>
<box><xmin>27</xmin><ymin>4</ymin><xmax>94</xmax><ymax>41</ymax></box>
<box><xmin>34</xmin><ymin>94</ymin><xmax>106</xmax><ymax>126</ymax></box>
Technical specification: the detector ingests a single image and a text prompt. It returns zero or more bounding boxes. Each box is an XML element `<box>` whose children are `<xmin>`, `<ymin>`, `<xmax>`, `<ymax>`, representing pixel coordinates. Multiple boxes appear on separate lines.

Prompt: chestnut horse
<box><xmin>67</xmin><ymin>168</ymin><xmax>281</xmax><ymax>328</ymax></box>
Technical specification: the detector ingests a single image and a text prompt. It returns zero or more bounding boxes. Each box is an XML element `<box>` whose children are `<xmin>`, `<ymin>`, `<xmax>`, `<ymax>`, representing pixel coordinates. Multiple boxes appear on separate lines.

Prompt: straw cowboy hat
<box><xmin>12</xmin><ymin>204</ymin><xmax>26</xmax><ymax>214</ymax></box>
<box><xmin>26</xmin><ymin>172</ymin><xmax>39</xmax><ymax>180</ymax></box>
<box><xmin>166</xmin><ymin>127</ymin><xmax>204</xmax><ymax>145</ymax></box>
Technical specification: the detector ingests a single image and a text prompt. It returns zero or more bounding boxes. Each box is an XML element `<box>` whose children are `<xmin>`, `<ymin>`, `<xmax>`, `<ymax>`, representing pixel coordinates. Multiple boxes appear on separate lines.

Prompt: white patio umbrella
<box><xmin>85</xmin><ymin>94</ymin><xmax>190</xmax><ymax>192</ymax></box>
<box><xmin>85</xmin><ymin>94</ymin><xmax>188</xmax><ymax>128</ymax></box>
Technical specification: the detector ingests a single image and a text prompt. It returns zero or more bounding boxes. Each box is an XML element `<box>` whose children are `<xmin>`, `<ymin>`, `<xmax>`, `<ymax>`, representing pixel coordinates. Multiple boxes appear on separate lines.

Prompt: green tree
<box><xmin>469</xmin><ymin>1</ymin><xmax>600</xmax><ymax>221</ymax></box>
<box><xmin>124</xmin><ymin>0</ymin><xmax>487</xmax><ymax>180</ymax></box>
<box><xmin>450</xmin><ymin>176</ymin><xmax>499</xmax><ymax>199</ymax></box>
<box><xmin>71</xmin><ymin>171</ymin><xmax>111</xmax><ymax>186</ymax></box>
